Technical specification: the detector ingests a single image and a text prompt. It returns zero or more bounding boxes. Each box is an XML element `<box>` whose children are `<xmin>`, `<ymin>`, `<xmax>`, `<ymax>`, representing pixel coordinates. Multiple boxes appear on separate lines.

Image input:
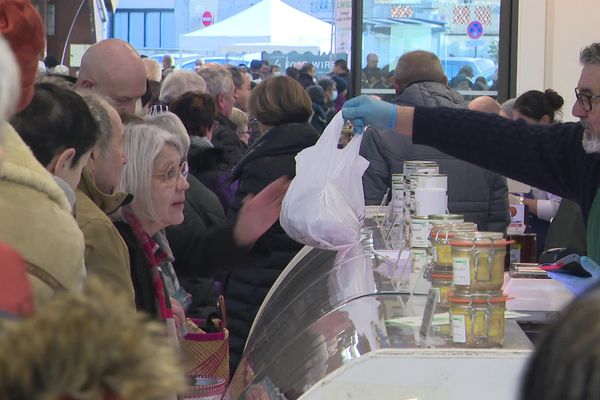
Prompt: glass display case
<box><xmin>225</xmin><ymin>221</ymin><xmax>532</xmax><ymax>400</ymax></box>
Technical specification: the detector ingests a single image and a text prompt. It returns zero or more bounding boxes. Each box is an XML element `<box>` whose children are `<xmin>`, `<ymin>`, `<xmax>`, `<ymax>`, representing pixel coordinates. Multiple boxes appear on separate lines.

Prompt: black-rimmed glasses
<box><xmin>575</xmin><ymin>88</ymin><xmax>600</xmax><ymax>112</ymax></box>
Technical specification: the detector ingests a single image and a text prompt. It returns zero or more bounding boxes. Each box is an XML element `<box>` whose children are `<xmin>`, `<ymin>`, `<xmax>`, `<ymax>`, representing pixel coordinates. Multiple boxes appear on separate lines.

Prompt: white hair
<box><xmin>197</xmin><ymin>67</ymin><xmax>234</xmax><ymax>98</ymax></box>
<box><xmin>159</xmin><ymin>71</ymin><xmax>207</xmax><ymax>105</ymax></box>
<box><xmin>0</xmin><ymin>34</ymin><xmax>20</xmax><ymax>122</ymax></box>
<box><xmin>143</xmin><ymin>58</ymin><xmax>162</xmax><ymax>82</ymax></box>
<box><xmin>115</xmin><ymin>123</ymin><xmax>184</xmax><ymax>222</ymax></box>
<box><xmin>144</xmin><ymin>111</ymin><xmax>190</xmax><ymax>154</ymax></box>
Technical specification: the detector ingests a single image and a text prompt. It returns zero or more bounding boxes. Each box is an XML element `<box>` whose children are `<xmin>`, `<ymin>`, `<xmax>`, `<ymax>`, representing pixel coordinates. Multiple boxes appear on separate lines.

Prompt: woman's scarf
<box><xmin>123</xmin><ymin>210</ymin><xmax>179</xmax><ymax>348</ymax></box>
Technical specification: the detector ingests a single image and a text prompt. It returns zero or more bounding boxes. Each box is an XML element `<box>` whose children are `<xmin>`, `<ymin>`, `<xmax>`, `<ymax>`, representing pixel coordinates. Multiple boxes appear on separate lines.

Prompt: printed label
<box><xmin>411</xmin><ymin>248</ymin><xmax>429</xmax><ymax>271</ymax></box>
<box><xmin>510</xmin><ymin>245</ymin><xmax>521</xmax><ymax>266</ymax></box>
<box><xmin>453</xmin><ymin>257</ymin><xmax>471</xmax><ymax>285</ymax></box>
<box><xmin>410</xmin><ymin>219</ymin><xmax>430</xmax><ymax>247</ymax></box>
<box><xmin>451</xmin><ymin>314</ymin><xmax>467</xmax><ymax>343</ymax></box>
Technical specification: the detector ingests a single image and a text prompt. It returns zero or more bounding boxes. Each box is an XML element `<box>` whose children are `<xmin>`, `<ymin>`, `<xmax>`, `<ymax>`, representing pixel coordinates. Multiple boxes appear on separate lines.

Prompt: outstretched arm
<box><xmin>342</xmin><ymin>95</ymin><xmax>414</xmax><ymax>136</ymax></box>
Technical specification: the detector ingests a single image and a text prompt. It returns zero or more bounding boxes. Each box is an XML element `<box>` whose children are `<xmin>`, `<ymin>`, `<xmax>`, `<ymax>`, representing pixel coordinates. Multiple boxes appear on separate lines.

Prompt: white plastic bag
<box><xmin>280</xmin><ymin>111</ymin><xmax>370</xmax><ymax>250</ymax></box>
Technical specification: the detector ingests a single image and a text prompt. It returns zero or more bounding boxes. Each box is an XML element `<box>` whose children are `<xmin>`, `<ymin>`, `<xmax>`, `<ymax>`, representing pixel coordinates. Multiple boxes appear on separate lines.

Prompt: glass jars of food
<box><xmin>450</xmin><ymin>232</ymin><xmax>510</xmax><ymax>292</ymax></box>
<box><xmin>429</xmin><ymin>222</ymin><xmax>478</xmax><ymax>268</ymax></box>
<box><xmin>449</xmin><ymin>292</ymin><xmax>506</xmax><ymax>347</ymax></box>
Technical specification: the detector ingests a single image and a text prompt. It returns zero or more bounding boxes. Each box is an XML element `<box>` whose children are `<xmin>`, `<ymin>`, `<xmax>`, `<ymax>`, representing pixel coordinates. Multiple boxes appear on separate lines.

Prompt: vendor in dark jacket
<box><xmin>226</xmin><ymin>76</ymin><xmax>320</xmax><ymax>374</ymax></box>
<box><xmin>342</xmin><ymin>42</ymin><xmax>600</xmax><ymax>296</ymax></box>
<box><xmin>359</xmin><ymin>50</ymin><xmax>509</xmax><ymax>232</ymax></box>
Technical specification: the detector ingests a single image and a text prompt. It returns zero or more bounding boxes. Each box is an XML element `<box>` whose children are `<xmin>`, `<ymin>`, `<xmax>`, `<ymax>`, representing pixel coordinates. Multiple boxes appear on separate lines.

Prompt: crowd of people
<box><xmin>3</xmin><ymin>0</ymin><xmax>600</xmax><ymax>398</ymax></box>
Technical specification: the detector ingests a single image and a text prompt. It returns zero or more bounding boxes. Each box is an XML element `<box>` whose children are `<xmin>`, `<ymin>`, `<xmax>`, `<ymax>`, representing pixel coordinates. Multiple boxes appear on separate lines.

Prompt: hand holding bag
<box><xmin>280</xmin><ymin>111</ymin><xmax>370</xmax><ymax>250</ymax></box>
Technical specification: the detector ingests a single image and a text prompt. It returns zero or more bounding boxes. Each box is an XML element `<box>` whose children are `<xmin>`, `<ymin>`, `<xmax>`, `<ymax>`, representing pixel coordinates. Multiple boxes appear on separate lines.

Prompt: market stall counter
<box><xmin>224</xmin><ymin>223</ymin><xmax>533</xmax><ymax>400</ymax></box>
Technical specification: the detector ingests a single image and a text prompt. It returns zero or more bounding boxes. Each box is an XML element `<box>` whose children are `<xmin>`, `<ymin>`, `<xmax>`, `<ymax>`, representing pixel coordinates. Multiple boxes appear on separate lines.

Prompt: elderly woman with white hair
<box><xmin>143</xmin><ymin>111</ymin><xmax>292</xmax><ymax>319</ymax></box>
<box><xmin>113</xmin><ymin>123</ymin><xmax>190</xmax><ymax>340</ymax></box>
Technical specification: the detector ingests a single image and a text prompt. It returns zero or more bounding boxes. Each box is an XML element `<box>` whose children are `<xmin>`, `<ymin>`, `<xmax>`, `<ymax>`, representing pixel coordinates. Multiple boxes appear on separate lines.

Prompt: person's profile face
<box><xmin>93</xmin><ymin>108</ymin><xmax>127</xmax><ymax>194</ymax></box>
<box><xmin>574</xmin><ymin>64</ymin><xmax>600</xmax><ymax>153</ymax></box>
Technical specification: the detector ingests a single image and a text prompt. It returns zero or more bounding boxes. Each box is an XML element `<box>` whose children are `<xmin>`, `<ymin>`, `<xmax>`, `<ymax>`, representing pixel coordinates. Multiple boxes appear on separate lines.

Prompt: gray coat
<box><xmin>360</xmin><ymin>81</ymin><xmax>510</xmax><ymax>232</ymax></box>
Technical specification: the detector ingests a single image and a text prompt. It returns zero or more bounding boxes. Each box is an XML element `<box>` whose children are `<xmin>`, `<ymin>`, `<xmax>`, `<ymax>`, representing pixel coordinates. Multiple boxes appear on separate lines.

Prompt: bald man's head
<box><xmin>394</xmin><ymin>51</ymin><xmax>447</xmax><ymax>95</ymax></box>
<box><xmin>468</xmin><ymin>96</ymin><xmax>500</xmax><ymax>114</ymax></box>
<box><xmin>76</xmin><ymin>39</ymin><xmax>146</xmax><ymax>114</ymax></box>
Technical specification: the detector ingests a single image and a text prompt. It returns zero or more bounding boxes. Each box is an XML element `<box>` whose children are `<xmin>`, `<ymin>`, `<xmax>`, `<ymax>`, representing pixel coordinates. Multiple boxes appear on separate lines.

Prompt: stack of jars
<box><xmin>403</xmin><ymin>161</ymin><xmax>442</xmax><ymax>241</ymax></box>
<box><xmin>447</xmin><ymin>231</ymin><xmax>511</xmax><ymax>347</ymax></box>
<box><xmin>428</xmin><ymin>220</ymin><xmax>477</xmax><ymax>310</ymax></box>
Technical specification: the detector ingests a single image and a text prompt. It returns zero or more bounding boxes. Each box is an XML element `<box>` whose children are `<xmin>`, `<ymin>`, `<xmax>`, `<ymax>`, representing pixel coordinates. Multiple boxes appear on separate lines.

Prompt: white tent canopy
<box><xmin>179</xmin><ymin>0</ymin><xmax>332</xmax><ymax>55</ymax></box>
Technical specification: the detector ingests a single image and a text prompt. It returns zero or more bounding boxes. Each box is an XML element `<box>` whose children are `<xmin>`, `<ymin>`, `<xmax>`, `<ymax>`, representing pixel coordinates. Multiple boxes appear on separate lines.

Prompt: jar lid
<box><xmin>450</xmin><ymin>231</ymin><xmax>510</xmax><ymax>247</ymax></box>
<box><xmin>450</xmin><ymin>239</ymin><xmax>513</xmax><ymax>247</ymax></box>
<box><xmin>429</xmin><ymin>213</ymin><xmax>464</xmax><ymax>221</ymax></box>
<box><xmin>430</xmin><ymin>272</ymin><xmax>453</xmax><ymax>280</ymax></box>
<box><xmin>449</xmin><ymin>292</ymin><xmax>507</xmax><ymax>304</ymax></box>
<box><xmin>429</xmin><ymin>222</ymin><xmax>478</xmax><ymax>239</ymax></box>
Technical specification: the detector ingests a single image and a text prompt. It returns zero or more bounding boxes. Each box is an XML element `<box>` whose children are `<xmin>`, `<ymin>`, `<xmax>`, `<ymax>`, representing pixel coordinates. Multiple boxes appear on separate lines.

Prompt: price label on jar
<box><xmin>453</xmin><ymin>257</ymin><xmax>471</xmax><ymax>285</ymax></box>
<box><xmin>451</xmin><ymin>314</ymin><xmax>467</xmax><ymax>343</ymax></box>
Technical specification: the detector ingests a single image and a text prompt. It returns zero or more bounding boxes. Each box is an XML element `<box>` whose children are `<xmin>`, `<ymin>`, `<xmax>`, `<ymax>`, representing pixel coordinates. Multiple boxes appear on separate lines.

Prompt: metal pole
<box><xmin>351</xmin><ymin>0</ymin><xmax>363</xmax><ymax>97</ymax></box>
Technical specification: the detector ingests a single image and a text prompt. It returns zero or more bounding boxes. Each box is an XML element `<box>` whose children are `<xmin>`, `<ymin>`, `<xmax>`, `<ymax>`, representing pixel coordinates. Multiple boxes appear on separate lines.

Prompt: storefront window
<box><xmin>358</xmin><ymin>0</ymin><xmax>503</xmax><ymax>100</ymax></box>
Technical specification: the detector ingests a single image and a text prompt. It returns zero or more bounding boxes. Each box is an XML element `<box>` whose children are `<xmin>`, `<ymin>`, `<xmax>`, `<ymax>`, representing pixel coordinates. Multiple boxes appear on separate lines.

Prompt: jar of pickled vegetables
<box><xmin>449</xmin><ymin>292</ymin><xmax>506</xmax><ymax>347</ymax></box>
<box><xmin>450</xmin><ymin>232</ymin><xmax>510</xmax><ymax>291</ymax></box>
<box><xmin>429</xmin><ymin>222</ymin><xmax>477</xmax><ymax>267</ymax></box>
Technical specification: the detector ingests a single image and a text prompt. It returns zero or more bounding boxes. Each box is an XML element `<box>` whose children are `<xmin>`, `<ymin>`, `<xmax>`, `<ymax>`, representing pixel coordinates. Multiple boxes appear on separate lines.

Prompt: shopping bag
<box><xmin>180</xmin><ymin>318</ymin><xmax>229</xmax><ymax>381</ymax></box>
<box><xmin>280</xmin><ymin>111</ymin><xmax>369</xmax><ymax>250</ymax></box>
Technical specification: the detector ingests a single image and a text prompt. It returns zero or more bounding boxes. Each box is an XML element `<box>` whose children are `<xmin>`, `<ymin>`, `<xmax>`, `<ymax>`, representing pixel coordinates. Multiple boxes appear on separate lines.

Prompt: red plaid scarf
<box><xmin>123</xmin><ymin>210</ymin><xmax>174</xmax><ymax>321</ymax></box>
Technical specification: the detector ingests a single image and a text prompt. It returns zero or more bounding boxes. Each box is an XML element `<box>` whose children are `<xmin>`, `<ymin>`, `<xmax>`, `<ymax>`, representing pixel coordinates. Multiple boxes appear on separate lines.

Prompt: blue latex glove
<box><xmin>342</xmin><ymin>95</ymin><xmax>397</xmax><ymax>134</ymax></box>
<box><xmin>547</xmin><ymin>256</ymin><xmax>600</xmax><ymax>296</ymax></box>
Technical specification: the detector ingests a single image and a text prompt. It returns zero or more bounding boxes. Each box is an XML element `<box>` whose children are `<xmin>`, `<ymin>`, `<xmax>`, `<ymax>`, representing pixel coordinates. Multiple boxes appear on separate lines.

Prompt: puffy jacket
<box><xmin>225</xmin><ymin>122</ymin><xmax>320</xmax><ymax>374</ymax></box>
<box><xmin>0</xmin><ymin>123</ymin><xmax>85</xmax><ymax>306</ymax></box>
<box><xmin>360</xmin><ymin>82</ymin><xmax>510</xmax><ymax>232</ymax></box>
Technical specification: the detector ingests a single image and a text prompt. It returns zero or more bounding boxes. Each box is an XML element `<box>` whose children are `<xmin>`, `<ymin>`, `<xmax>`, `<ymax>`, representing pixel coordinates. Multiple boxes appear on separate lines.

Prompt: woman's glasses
<box><xmin>152</xmin><ymin>161</ymin><xmax>189</xmax><ymax>186</ymax></box>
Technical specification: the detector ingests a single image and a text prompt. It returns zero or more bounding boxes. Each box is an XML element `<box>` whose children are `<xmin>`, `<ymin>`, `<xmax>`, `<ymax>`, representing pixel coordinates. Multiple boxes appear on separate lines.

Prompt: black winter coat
<box><xmin>188</xmin><ymin>141</ymin><xmax>238</xmax><ymax>211</ymax></box>
<box><xmin>225</xmin><ymin>122</ymin><xmax>320</xmax><ymax>374</ymax></box>
<box><xmin>165</xmin><ymin>175</ymin><xmax>250</xmax><ymax>317</ymax></box>
<box><xmin>212</xmin><ymin>113</ymin><xmax>242</xmax><ymax>169</ymax></box>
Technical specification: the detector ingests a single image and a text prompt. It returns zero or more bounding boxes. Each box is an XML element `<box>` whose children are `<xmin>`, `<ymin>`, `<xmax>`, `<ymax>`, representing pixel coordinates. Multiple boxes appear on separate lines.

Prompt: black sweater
<box><xmin>412</xmin><ymin>106</ymin><xmax>600</xmax><ymax>224</ymax></box>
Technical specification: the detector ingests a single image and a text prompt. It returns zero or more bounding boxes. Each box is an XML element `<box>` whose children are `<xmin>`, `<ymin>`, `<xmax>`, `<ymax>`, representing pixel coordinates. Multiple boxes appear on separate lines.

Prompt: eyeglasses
<box><xmin>152</xmin><ymin>161</ymin><xmax>189</xmax><ymax>185</ymax></box>
<box><xmin>575</xmin><ymin>88</ymin><xmax>600</xmax><ymax>112</ymax></box>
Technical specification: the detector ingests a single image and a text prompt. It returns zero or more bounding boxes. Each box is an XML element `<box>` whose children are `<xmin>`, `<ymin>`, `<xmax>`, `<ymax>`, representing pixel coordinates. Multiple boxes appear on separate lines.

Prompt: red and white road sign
<box><xmin>202</xmin><ymin>11</ymin><xmax>213</xmax><ymax>27</ymax></box>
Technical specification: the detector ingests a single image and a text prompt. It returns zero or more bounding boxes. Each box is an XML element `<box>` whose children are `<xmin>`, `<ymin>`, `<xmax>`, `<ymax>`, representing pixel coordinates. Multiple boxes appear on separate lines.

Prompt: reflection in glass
<box><xmin>360</xmin><ymin>0</ymin><xmax>501</xmax><ymax>100</ymax></box>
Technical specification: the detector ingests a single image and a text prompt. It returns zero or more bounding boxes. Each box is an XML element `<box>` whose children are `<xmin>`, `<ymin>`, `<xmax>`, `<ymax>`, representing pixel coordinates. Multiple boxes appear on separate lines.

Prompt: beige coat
<box><xmin>0</xmin><ymin>122</ymin><xmax>85</xmax><ymax>307</ymax></box>
<box><xmin>76</xmin><ymin>167</ymin><xmax>135</xmax><ymax>305</ymax></box>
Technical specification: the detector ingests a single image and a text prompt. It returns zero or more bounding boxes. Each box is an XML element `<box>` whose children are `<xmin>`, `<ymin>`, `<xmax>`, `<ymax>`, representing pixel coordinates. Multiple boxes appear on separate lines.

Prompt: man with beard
<box><xmin>343</xmin><ymin>42</ymin><xmax>600</xmax><ymax>294</ymax></box>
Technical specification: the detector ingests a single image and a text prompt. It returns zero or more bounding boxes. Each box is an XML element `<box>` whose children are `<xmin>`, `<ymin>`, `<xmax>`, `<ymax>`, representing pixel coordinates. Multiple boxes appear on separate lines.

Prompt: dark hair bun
<box><xmin>544</xmin><ymin>89</ymin><xmax>564</xmax><ymax>111</ymax></box>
